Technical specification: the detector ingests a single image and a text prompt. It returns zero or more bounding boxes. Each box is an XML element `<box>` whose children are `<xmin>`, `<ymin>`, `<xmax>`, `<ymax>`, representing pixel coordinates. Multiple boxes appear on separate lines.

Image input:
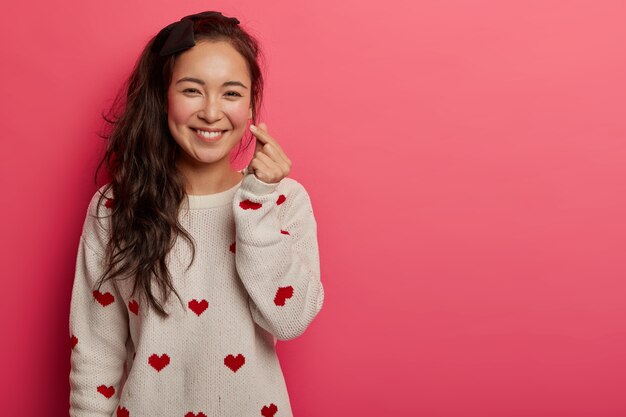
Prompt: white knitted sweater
<box><xmin>68</xmin><ymin>169</ymin><xmax>324</xmax><ymax>417</ymax></box>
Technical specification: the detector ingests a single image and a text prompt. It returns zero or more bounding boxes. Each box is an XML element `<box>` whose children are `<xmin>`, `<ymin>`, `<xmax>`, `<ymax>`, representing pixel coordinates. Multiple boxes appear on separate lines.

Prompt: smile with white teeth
<box><xmin>195</xmin><ymin>129</ymin><xmax>224</xmax><ymax>138</ymax></box>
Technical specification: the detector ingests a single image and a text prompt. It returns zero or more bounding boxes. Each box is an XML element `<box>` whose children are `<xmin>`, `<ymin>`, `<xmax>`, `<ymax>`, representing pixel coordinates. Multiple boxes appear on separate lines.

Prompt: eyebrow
<box><xmin>175</xmin><ymin>77</ymin><xmax>248</xmax><ymax>89</ymax></box>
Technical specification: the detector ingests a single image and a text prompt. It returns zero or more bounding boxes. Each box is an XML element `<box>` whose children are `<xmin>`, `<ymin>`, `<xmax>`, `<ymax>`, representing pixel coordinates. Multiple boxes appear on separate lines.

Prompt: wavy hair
<box><xmin>92</xmin><ymin>12</ymin><xmax>265</xmax><ymax>317</ymax></box>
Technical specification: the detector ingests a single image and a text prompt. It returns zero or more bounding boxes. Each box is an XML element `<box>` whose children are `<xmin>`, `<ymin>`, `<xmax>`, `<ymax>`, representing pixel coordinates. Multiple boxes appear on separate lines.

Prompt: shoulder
<box><xmin>81</xmin><ymin>183</ymin><xmax>114</xmax><ymax>255</ymax></box>
<box><xmin>86</xmin><ymin>183</ymin><xmax>114</xmax><ymax>213</ymax></box>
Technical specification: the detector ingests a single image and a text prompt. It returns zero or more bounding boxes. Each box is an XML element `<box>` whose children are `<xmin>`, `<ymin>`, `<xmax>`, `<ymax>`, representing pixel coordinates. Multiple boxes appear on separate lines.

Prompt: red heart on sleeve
<box><xmin>239</xmin><ymin>199</ymin><xmax>262</xmax><ymax>210</ymax></box>
<box><xmin>274</xmin><ymin>286</ymin><xmax>294</xmax><ymax>306</ymax></box>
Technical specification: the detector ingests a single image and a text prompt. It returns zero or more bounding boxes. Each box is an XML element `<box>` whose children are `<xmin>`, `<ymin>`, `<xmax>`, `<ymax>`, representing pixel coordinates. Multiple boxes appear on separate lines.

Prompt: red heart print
<box><xmin>280</xmin><ymin>230</ymin><xmax>290</xmax><ymax>235</ymax></box>
<box><xmin>70</xmin><ymin>335</ymin><xmax>78</xmax><ymax>350</ymax></box>
<box><xmin>230</xmin><ymin>242</ymin><xmax>236</xmax><ymax>253</ymax></box>
<box><xmin>148</xmin><ymin>353</ymin><xmax>170</xmax><ymax>372</ymax></box>
<box><xmin>276</xmin><ymin>194</ymin><xmax>286</xmax><ymax>205</ymax></box>
<box><xmin>188</xmin><ymin>299</ymin><xmax>208</xmax><ymax>316</ymax></box>
<box><xmin>274</xmin><ymin>286</ymin><xmax>294</xmax><ymax>306</ymax></box>
<box><xmin>128</xmin><ymin>299</ymin><xmax>139</xmax><ymax>315</ymax></box>
<box><xmin>116</xmin><ymin>405</ymin><xmax>129</xmax><ymax>417</ymax></box>
<box><xmin>93</xmin><ymin>290</ymin><xmax>115</xmax><ymax>306</ymax></box>
<box><xmin>224</xmin><ymin>354</ymin><xmax>245</xmax><ymax>372</ymax></box>
<box><xmin>105</xmin><ymin>198</ymin><xmax>115</xmax><ymax>209</ymax></box>
<box><xmin>97</xmin><ymin>385</ymin><xmax>115</xmax><ymax>399</ymax></box>
<box><xmin>184</xmin><ymin>413</ymin><xmax>207</xmax><ymax>417</ymax></box>
<box><xmin>261</xmin><ymin>403</ymin><xmax>278</xmax><ymax>417</ymax></box>
<box><xmin>239</xmin><ymin>199</ymin><xmax>262</xmax><ymax>210</ymax></box>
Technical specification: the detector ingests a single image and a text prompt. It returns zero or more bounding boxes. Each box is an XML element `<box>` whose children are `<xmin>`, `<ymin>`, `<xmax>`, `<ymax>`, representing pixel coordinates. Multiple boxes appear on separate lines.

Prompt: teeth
<box><xmin>196</xmin><ymin>129</ymin><xmax>223</xmax><ymax>138</ymax></box>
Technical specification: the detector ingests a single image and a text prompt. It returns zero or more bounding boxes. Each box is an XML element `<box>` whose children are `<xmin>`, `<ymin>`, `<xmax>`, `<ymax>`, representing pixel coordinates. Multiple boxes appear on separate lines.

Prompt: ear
<box><xmin>248</xmin><ymin>107</ymin><xmax>253</xmax><ymax>119</ymax></box>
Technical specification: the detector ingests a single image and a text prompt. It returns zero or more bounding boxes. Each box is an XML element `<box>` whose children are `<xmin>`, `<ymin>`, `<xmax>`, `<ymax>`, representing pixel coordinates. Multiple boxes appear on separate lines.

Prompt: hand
<box><xmin>247</xmin><ymin>122</ymin><xmax>292</xmax><ymax>184</ymax></box>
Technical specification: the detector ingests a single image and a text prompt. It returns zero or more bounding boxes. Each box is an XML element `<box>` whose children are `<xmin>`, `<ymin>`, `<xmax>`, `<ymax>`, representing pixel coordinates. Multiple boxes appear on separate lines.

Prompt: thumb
<box><xmin>253</xmin><ymin>135</ymin><xmax>262</xmax><ymax>154</ymax></box>
<box><xmin>251</xmin><ymin>122</ymin><xmax>265</xmax><ymax>154</ymax></box>
<box><xmin>247</xmin><ymin>126</ymin><xmax>262</xmax><ymax>171</ymax></box>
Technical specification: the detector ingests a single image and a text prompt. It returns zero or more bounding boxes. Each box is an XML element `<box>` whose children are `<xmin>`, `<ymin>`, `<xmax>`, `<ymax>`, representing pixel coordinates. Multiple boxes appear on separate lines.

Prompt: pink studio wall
<box><xmin>1</xmin><ymin>0</ymin><xmax>625</xmax><ymax>416</ymax></box>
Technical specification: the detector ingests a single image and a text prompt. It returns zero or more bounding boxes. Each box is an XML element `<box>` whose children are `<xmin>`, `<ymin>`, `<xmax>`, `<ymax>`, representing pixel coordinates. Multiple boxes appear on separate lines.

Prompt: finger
<box><xmin>250</xmin><ymin>124</ymin><xmax>291</xmax><ymax>165</ymax></box>
<box><xmin>264</xmin><ymin>140</ymin><xmax>290</xmax><ymax>166</ymax></box>
<box><xmin>250</xmin><ymin>122</ymin><xmax>278</xmax><ymax>147</ymax></box>
<box><xmin>249</xmin><ymin>155</ymin><xmax>270</xmax><ymax>172</ymax></box>
<box><xmin>247</xmin><ymin>141</ymin><xmax>262</xmax><ymax>171</ymax></box>
<box><xmin>253</xmin><ymin>136</ymin><xmax>262</xmax><ymax>154</ymax></box>
<box><xmin>258</xmin><ymin>142</ymin><xmax>287</xmax><ymax>166</ymax></box>
<box><xmin>254</xmin><ymin>151</ymin><xmax>276</xmax><ymax>168</ymax></box>
<box><xmin>257</xmin><ymin>150</ymin><xmax>290</xmax><ymax>177</ymax></box>
<box><xmin>250</xmin><ymin>124</ymin><xmax>269</xmax><ymax>145</ymax></box>
<box><xmin>254</xmin><ymin>152</ymin><xmax>287</xmax><ymax>181</ymax></box>
<box><xmin>247</xmin><ymin>140</ymin><xmax>261</xmax><ymax>172</ymax></box>
<box><xmin>249</xmin><ymin>157</ymin><xmax>273</xmax><ymax>181</ymax></box>
<box><xmin>248</xmin><ymin>121</ymin><xmax>262</xmax><ymax>151</ymax></box>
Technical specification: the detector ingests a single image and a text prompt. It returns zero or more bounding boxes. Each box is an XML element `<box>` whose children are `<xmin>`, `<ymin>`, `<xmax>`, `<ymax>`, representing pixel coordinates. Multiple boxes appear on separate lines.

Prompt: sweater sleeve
<box><xmin>232</xmin><ymin>172</ymin><xmax>325</xmax><ymax>341</ymax></box>
<box><xmin>69</xmin><ymin>188</ymin><xmax>130</xmax><ymax>417</ymax></box>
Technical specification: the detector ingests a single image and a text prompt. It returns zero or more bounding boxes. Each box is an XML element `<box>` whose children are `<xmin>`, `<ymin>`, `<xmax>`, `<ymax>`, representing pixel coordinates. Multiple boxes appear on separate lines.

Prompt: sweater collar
<box><xmin>183</xmin><ymin>169</ymin><xmax>245</xmax><ymax>209</ymax></box>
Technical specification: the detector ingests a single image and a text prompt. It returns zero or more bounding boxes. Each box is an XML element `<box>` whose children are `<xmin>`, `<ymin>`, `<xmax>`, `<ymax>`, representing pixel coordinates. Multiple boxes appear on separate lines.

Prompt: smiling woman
<box><xmin>68</xmin><ymin>10</ymin><xmax>324</xmax><ymax>417</ymax></box>
<box><xmin>166</xmin><ymin>40</ymin><xmax>253</xmax><ymax>192</ymax></box>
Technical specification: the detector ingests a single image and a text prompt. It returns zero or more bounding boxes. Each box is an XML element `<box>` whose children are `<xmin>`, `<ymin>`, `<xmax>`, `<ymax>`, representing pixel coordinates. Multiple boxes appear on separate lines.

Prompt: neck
<box><xmin>176</xmin><ymin>157</ymin><xmax>243</xmax><ymax>195</ymax></box>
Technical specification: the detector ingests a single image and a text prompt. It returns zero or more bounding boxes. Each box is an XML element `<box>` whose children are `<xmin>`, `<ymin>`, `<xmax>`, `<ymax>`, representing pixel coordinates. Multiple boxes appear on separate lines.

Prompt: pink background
<box><xmin>1</xmin><ymin>0</ymin><xmax>625</xmax><ymax>416</ymax></box>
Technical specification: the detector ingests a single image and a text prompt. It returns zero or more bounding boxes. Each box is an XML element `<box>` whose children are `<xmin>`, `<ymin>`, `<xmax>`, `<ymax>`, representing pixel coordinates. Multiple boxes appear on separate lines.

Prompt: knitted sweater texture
<box><xmin>68</xmin><ymin>169</ymin><xmax>324</xmax><ymax>417</ymax></box>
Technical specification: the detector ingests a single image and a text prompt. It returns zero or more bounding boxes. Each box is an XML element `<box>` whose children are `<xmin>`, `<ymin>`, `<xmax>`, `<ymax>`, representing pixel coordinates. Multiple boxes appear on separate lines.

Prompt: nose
<box><xmin>197</xmin><ymin>95</ymin><xmax>223</xmax><ymax>123</ymax></box>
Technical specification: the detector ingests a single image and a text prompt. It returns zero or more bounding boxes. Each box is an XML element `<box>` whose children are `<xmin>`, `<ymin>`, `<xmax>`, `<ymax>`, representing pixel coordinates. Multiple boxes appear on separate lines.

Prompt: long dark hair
<box><xmin>92</xmin><ymin>11</ymin><xmax>265</xmax><ymax>317</ymax></box>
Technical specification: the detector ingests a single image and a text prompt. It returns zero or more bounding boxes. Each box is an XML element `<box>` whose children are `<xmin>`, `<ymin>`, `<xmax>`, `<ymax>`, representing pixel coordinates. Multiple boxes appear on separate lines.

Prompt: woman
<box><xmin>68</xmin><ymin>11</ymin><xmax>324</xmax><ymax>417</ymax></box>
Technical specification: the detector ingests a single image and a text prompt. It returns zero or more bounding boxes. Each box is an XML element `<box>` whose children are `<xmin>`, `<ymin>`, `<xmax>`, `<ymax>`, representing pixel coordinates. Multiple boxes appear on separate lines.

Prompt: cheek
<box><xmin>227</xmin><ymin>101</ymin><xmax>252</xmax><ymax>126</ymax></box>
<box><xmin>167</xmin><ymin>96</ymin><xmax>194</xmax><ymax>125</ymax></box>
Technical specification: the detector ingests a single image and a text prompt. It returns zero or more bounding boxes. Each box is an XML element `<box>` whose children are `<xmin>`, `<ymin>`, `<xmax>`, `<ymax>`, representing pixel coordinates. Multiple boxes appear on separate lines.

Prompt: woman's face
<box><xmin>167</xmin><ymin>40</ymin><xmax>253</xmax><ymax>171</ymax></box>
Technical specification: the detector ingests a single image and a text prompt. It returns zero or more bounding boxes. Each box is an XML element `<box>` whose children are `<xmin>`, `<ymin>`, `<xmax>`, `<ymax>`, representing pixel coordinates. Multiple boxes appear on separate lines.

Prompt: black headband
<box><xmin>151</xmin><ymin>11</ymin><xmax>240</xmax><ymax>57</ymax></box>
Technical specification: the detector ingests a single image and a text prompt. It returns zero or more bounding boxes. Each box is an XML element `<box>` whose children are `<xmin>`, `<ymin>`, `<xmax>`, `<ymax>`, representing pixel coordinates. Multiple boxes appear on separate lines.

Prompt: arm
<box><xmin>69</xmin><ymin>189</ymin><xmax>130</xmax><ymax>416</ymax></box>
<box><xmin>233</xmin><ymin>174</ymin><xmax>325</xmax><ymax>341</ymax></box>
